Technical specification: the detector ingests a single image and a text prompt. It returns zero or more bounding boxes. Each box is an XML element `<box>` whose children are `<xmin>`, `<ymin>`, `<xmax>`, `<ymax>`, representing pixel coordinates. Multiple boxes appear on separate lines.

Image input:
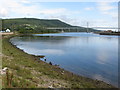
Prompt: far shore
<box><xmin>94</xmin><ymin>32</ymin><xmax>120</xmax><ymax>36</ymax></box>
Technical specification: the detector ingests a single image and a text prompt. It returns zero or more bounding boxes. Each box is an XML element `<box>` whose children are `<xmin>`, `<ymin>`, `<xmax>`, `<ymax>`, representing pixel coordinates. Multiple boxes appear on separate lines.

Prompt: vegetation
<box><xmin>2</xmin><ymin>35</ymin><xmax>116</xmax><ymax>88</ymax></box>
<box><xmin>1</xmin><ymin>18</ymin><xmax>99</xmax><ymax>34</ymax></box>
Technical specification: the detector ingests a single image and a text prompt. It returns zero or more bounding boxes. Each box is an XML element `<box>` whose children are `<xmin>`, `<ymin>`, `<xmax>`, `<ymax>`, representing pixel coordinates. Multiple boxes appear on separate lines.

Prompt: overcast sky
<box><xmin>0</xmin><ymin>0</ymin><xmax>118</xmax><ymax>28</ymax></box>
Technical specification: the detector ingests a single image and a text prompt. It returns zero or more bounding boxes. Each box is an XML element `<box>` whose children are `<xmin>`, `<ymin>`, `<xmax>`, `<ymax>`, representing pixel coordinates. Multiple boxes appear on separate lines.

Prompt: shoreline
<box><xmin>2</xmin><ymin>35</ymin><xmax>117</xmax><ymax>88</ymax></box>
<box><xmin>94</xmin><ymin>32</ymin><xmax>120</xmax><ymax>36</ymax></box>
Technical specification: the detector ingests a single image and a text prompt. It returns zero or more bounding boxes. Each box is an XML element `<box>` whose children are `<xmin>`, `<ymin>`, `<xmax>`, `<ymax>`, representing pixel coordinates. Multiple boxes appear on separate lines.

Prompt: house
<box><xmin>6</xmin><ymin>29</ymin><xmax>11</xmax><ymax>32</ymax></box>
<box><xmin>105</xmin><ymin>30</ymin><xmax>113</xmax><ymax>32</ymax></box>
<box><xmin>0</xmin><ymin>31</ymin><xmax>5</xmax><ymax>33</ymax></box>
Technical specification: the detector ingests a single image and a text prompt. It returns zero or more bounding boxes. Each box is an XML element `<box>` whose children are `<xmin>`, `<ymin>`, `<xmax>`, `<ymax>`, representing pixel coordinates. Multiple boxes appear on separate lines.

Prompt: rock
<box><xmin>48</xmin><ymin>85</ymin><xmax>53</xmax><ymax>88</ymax></box>
<box><xmin>0</xmin><ymin>67</ymin><xmax>8</xmax><ymax>75</ymax></box>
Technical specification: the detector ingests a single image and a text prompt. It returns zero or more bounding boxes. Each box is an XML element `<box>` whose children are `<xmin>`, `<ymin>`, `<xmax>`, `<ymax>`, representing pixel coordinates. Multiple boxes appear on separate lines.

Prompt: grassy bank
<box><xmin>2</xmin><ymin>35</ymin><xmax>116</xmax><ymax>88</ymax></box>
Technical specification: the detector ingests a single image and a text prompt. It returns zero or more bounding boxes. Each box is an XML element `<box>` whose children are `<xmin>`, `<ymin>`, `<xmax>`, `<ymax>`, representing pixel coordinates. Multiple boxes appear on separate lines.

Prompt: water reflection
<box><xmin>93</xmin><ymin>74</ymin><xmax>110</xmax><ymax>83</ymax></box>
<box><xmin>97</xmin><ymin>48</ymin><xmax>110</xmax><ymax>64</ymax></box>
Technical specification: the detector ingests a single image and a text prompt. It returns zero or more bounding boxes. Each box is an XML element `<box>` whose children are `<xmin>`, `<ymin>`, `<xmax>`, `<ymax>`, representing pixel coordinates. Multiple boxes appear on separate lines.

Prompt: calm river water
<box><xmin>10</xmin><ymin>32</ymin><xmax>118</xmax><ymax>87</ymax></box>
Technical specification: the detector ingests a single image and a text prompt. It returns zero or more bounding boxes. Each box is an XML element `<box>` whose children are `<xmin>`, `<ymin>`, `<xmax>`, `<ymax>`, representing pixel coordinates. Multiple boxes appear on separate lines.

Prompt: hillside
<box><xmin>2</xmin><ymin>18</ymin><xmax>72</xmax><ymax>28</ymax></box>
<box><xmin>1</xmin><ymin>18</ymin><xmax>98</xmax><ymax>33</ymax></box>
<box><xmin>2</xmin><ymin>18</ymin><xmax>72</xmax><ymax>30</ymax></box>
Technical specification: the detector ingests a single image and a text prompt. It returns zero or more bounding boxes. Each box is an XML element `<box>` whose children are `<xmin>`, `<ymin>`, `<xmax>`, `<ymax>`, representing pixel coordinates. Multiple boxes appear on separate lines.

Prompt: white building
<box><xmin>0</xmin><ymin>31</ymin><xmax>5</xmax><ymax>32</ymax></box>
<box><xmin>6</xmin><ymin>29</ymin><xmax>11</xmax><ymax>32</ymax></box>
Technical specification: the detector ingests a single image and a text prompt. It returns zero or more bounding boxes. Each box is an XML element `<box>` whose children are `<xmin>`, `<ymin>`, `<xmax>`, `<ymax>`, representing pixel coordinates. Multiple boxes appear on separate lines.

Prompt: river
<box><xmin>10</xmin><ymin>32</ymin><xmax>119</xmax><ymax>87</ymax></box>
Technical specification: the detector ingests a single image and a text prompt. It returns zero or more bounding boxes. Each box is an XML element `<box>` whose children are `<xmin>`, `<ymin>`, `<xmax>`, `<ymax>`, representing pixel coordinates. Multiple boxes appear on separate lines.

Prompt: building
<box><xmin>104</xmin><ymin>30</ymin><xmax>113</xmax><ymax>32</ymax></box>
<box><xmin>6</xmin><ymin>29</ymin><xmax>11</xmax><ymax>32</ymax></box>
<box><xmin>0</xmin><ymin>31</ymin><xmax>5</xmax><ymax>33</ymax></box>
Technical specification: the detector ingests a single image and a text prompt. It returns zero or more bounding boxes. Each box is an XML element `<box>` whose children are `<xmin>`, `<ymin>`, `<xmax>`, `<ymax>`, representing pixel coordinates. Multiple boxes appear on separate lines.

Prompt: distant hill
<box><xmin>1</xmin><ymin>18</ymin><xmax>99</xmax><ymax>33</ymax></box>
<box><xmin>2</xmin><ymin>18</ymin><xmax>72</xmax><ymax>28</ymax></box>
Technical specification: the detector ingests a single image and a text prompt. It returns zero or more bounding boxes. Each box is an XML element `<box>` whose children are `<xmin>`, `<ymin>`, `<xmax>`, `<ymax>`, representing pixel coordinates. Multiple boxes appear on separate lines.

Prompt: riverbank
<box><xmin>94</xmin><ymin>32</ymin><xmax>120</xmax><ymax>36</ymax></box>
<box><xmin>2</xmin><ymin>34</ymin><xmax>116</xmax><ymax>88</ymax></box>
<box><xmin>99</xmin><ymin>32</ymin><xmax>120</xmax><ymax>36</ymax></box>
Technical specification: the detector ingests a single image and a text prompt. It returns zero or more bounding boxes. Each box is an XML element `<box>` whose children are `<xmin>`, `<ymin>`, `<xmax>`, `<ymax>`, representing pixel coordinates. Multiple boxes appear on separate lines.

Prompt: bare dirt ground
<box><xmin>0</xmin><ymin>32</ymin><xmax>14</xmax><ymax>35</ymax></box>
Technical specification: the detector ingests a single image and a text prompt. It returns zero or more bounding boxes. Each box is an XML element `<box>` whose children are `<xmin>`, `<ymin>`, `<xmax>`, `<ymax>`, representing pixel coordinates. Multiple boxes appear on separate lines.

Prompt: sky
<box><xmin>0</xmin><ymin>0</ymin><xmax>119</xmax><ymax>29</ymax></box>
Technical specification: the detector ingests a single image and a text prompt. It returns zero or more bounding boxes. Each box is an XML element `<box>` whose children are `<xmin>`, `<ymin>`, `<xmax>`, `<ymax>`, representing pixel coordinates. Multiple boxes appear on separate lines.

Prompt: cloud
<box><xmin>0</xmin><ymin>0</ymin><xmax>9</xmax><ymax>17</ymax></box>
<box><xmin>103</xmin><ymin>11</ymin><xmax>118</xmax><ymax>18</ymax></box>
<box><xmin>98</xmin><ymin>2</ymin><xmax>116</xmax><ymax>11</ymax></box>
<box><xmin>88</xmin><ymin>19</ymin><xmax>118</xmax><ymax>28</ymax></box>
<box><xmin>97</xmin><ymin>2</ymin><xmax>117</xmax><ymax>18</ymax></box>
<box><xmin>20</xmin><ymin>0</ymin><xmax>31</xmax><ymax>4</ymax></box>
<box><xmin>39</xmin><ymin>8</ymin><xmax>67</xmax><ymax>14</ymax></box>
<box><xmin>0</xmin><ymin>0</ymin><xmax>80</xmax><ymax>18</ymax></box>
<box><xmin>0</xmin><ymin>0</ymin><xmax>65</xmax><ymax>17</ymax></box>
<box><xmin>97</xmin><ymin>49</ymin><xmax>109</xmax><ymax>64</ymax></box>
<box><xmin>0</xmin><ymin>0</ymin><xmax>30</xmax><ymax>17</ymax></box>
<box><xmin>85</xmin><ymin>7</ymin><xmax>93</xmax><ymax>11</ymax></box>
<box><xmin>0</xmin><ymin>0</ymin><xmax>81</xmax><ymax>26</ymax></box>
<box><xmin>38</xmin><ymin>49</ymin><xmax>65</xmax><ymax>55</ymax></box>
<box><xmin>0</xmin><ymin>8</ymin><xmax>8</xmax><ymax>17</ymax></box>
<box><xmin>0</xmin><ymin>1</ymin><xmax>118</xmax><ymax>28</ymax></box>
<box><xmin>23</xmin><ymin>47</ymin><xmax>65</xmax><ymax>55</ymax></box>
<box><xmin>46</xmin><ymin>15</ymin><xmax>81</xmax><ymax>26</ymax></box>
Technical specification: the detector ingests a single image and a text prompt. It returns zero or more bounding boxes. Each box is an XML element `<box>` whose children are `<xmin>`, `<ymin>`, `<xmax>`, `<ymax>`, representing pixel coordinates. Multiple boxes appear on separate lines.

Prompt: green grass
<box><xmin>2</xmin><ymin>35</ymin><xmax>116</xmax><ymax>88</ymax></box>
